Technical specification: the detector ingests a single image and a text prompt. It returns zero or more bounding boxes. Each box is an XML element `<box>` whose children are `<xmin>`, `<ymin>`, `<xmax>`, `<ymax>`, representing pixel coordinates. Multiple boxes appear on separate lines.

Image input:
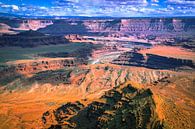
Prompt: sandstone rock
<box><xmin>112</xmin><ymin>52</ymin><xmax>195</xmax><ymax>69</ymax></box>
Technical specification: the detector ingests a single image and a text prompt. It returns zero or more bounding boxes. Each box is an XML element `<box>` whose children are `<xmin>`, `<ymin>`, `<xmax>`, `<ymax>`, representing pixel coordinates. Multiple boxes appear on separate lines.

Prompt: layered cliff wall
<box><xmin>37</xmin><ymin>18</ymin><xmax>195</xmax><ymax>38</ymax></box>
<box><xmin>7</xmin><ymin>58</ymin><xmax>85</xmax><ymax>76</ymax></box>
<box><xmin>1</xmin><ymin>18</ymin><xmax>194</xmax><ymax>36</ymax></box>
<box><xmin>112</xmin><ymin>52</ymin><xmax>195</xmax><ymax>69</ymax></box>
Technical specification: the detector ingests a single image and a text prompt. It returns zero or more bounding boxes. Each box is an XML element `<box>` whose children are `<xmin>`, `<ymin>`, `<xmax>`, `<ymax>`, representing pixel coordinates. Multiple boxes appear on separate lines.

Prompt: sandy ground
<box><xmin>6</xmin><ymin>57</ymin><xmax>75</xmax><ymax>65</ymax></box>
<box><xmin>139</xmin><ymin>45</ymin><xmax>195</xmax><ymax>61</ymax></box>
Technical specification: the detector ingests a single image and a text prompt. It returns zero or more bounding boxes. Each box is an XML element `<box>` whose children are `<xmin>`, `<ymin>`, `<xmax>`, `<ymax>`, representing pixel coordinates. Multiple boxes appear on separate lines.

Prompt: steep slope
<box><xmin>6</xmin><ymin>58</ymin><xmax>85</xmax><ymax>77</ymax></box>
<box><xmin>112</xmin><ymin>52</ymin><xmax>195</xmax><ymax>69</ymax></box>
<box><xmin>36</xmin><ymin>18</ymin><xmax>195</xmax><ymax>37</ymax></box>
<box><xmin>0</xmin><ymin>64</ymin><xmax>173</xmax><ymax>92</ymax></box>
<box><xmin>42</xmin><ymin>83</ymin><xmax>164</xmax><ymax>129</ymax></box>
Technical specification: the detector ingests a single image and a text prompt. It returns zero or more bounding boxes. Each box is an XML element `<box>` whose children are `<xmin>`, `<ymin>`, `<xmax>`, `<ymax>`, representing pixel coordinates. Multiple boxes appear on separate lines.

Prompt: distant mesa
<box><xmin>38</xmin><ymin>20</ymin><xmax>88</xmax><ymax>35</ymax></box>
<box><xmin>112</xmin><ymin>52</ymin><xmax>195</xmax><ymax>69</ymax></box>
<box><xmin>0</xmin><ymin>17</ymin><xmax>195</xmax><ymax>38</ymax></box>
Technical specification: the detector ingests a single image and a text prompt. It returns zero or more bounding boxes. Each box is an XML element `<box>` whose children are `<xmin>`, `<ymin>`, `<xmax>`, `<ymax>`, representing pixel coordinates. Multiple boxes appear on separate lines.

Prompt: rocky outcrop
<box><xmin>42</xmin><ymin>101</ymin><xmax>84</xmax><ymax>126</ymax></box>
<box><xmin>0</xmin><ymin>58</ymin><xmax>86</xmax><ymax>86</ymax></box>
<box><xmin>12</xmin><ymin>58</ymin><xmax>85</xmax><ymax>76</ymax></box>
<box><xmin>42</xmin><ymin>84</ymin><xmax>164</xmax><ymax>129</ymax></box>
<box><xmin>112</xmin><ymin>52</ymin><xmax>145</xmax><ymax>66</ymax></box>
<box><xmin>112</xmin><ymin>52</ymin><xmax>195</xmax><ymax>69</ymax></box>
<box><xmin>0</xmin><ymin>64</ymin><xmax>172</xmax><ymax>92</ymax></box>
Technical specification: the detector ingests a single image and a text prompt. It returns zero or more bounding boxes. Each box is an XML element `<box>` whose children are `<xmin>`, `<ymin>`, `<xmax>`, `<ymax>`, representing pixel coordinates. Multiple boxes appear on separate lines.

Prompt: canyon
<box><xmin>0</xmin><ymin>63</ymin><xmax>194</xmax><ymax>129</ymax></box>
<box><xmin>1</xmin><ymin>18</ymin><xmax>194</xmax><ymax>36</ymax></box>
<box><xmin>0</xmin><ymin>17</ymin><xmax>195</xmax><ymax>129</ymax></box>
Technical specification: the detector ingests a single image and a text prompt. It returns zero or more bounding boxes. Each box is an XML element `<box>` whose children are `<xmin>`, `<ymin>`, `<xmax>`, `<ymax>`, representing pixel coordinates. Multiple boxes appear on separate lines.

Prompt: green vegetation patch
<box><xmin>0</xmin><ymin>43</ymin><xmax>95</xmax><ymax>64</ymax></box>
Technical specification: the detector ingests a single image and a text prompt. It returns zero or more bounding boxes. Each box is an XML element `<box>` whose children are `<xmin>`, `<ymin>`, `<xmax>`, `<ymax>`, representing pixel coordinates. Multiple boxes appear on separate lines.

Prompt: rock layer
<box><xmin>112</xmin><ymin>52</ymin><xmax>195</xmax><ymax>69</ymax></box>
<box><xmin>38</xmin><ymin>18</ymin><xmax>195</xmax><ymax>37</ymax></box>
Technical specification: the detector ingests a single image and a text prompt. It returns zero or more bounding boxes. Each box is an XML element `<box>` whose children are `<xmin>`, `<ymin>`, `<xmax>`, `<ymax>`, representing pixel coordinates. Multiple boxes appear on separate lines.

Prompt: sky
<box><xmin>0</xmin><ymin>0</ymin><xmax>194</xmax><ymax>17</ymax></box>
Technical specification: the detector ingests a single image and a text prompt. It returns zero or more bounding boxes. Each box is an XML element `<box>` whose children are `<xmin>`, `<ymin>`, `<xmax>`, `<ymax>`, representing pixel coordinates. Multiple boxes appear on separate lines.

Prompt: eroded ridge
<box><xmin>42</xmin><ymin>84</ymin><xmax>164</xmax><ymax>129</ymax></box>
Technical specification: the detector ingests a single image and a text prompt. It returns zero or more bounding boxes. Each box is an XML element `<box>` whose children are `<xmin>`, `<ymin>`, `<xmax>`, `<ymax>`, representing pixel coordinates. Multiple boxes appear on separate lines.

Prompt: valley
<box><xmin>0</xmin><ymin>17</ymin><xmax>194</xmax><ymax>129</ymax></box>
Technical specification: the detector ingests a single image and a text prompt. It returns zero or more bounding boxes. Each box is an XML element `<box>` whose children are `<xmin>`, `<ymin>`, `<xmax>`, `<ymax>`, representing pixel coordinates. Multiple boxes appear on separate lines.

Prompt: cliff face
<box><xmin>1</xmin><ymin>18</ymin><xmax>194</xmax><ymax>36</ymax></box>
<box><xmin>0</xmin><ymin>58</ymin><xmax>86</xmax><ymax>86</ymax></box>
<box><xmin>146</xmin><ymin>54</ymin><xmax>194</xmax><ymax>69</ymax></box>
<box><xmin>43</xmin><ymin>18</ymin><xmax>195</xmax><ymax>37</ymax></box>
<box><xmin>84</xmin><ymin>18</ymin><xmax>183</xmax><ymax>33</ymax></box>
<box><xmin>83</xmin><ymin>19</ymin><xmax>121</xmax><ymax>33</ymax></box>
<box><xmin>6</xmin><ymin>58</ymin><xmax>85</xmax><ymax>76</ymax></box>
<box><xmin>120</xmin><ymin>18</ymin><xmax>187</xmax><ymax>33</ymax></box>
<box><xmin>112</xmin><ymin>52</ymin><xmax>195</xmax><ymax>69</ymax></box>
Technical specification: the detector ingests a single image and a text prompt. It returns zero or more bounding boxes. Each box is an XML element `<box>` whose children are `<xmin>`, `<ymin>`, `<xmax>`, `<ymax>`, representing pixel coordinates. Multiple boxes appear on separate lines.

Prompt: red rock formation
<box><xmin>8</xmin><ymin>58</ymin><xmax>84</xmax><ymax>76</ymax></box>
<box><xmin>1</xmin><ymin>18</ymin><xmax>194</xmax><ymax>38</ymax></box>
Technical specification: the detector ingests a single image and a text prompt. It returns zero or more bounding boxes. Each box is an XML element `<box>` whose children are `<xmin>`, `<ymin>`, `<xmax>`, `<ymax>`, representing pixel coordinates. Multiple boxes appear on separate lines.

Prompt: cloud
<box><xmin>0</xmin><ymin>4</ymin><xmax>19</xmax><ymax>11</ymax></box>
<box><xmin>168</xmin><ymin>0</ymin><xmax>195</xmax><ymax>4</ymax></box>
<box><xmin>50</xmin><ymin>0</ymin><xmax>150</xmax><ymax>16</ymax></box>
<box><xmin>151</xmin><ymin>0</ymin><xmax>159</xmax><ymax>2</ymax></box>
<box><xmin>0</xmin><ymin>0</ymin><xmax>194</xmax><ymax>17</ymax></box>
<box><xmin>12</xmin><ymin>5</ymin><xmax>19</xmax><ymax>11</ymax></box>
